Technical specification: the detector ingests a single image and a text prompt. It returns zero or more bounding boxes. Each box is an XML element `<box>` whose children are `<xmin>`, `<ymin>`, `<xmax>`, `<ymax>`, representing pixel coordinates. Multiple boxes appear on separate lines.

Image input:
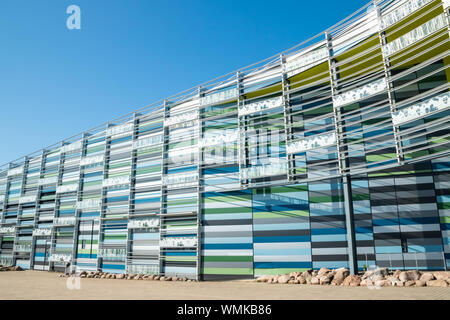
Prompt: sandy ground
<box><xmin>0</xmin><ymin>270</ymin><xmax>449</xmax><ymax>300</ymax></box>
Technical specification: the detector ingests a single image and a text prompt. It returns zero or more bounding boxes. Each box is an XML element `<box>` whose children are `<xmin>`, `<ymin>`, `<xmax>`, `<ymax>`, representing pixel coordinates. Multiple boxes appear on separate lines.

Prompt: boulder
<box><xmin>372</xmin><ymin>267</ymin><xmax>389</xmax><ymax>278</ymax></box>
<box><xmin>331</xmin><ymin>268</ymin><xmax>350</xmax><ymax>286</ymax></box>
<box><xmin>393</xmin><ymin>270</ymin><xmax>402</xmax><ymax>278</ymax></box>
<box><xmin>375</xmin><ymin>280</ymin><xmax>392</xmax><ymax>287</ymax></box>
<box><xmin>404</xmin><ymin>280</ymin><xmax>415</xmax><ymax>287</ymax></box>
<box><xmin>111</xmin><ymin>274</ymin><xmax>116</xmax><ymax>279</ymax></box>
<box><xmin>394</xmin><ymin>281</ymin><xmax>404</xmax><ymax>287</ymax></box>
<box><xmin>297</xmin><ymin>276</ymin><xmax>306</xmax><ymax>285</ymax></box>
<box><xmin>359</xmin><ymin>279</ymin><xmax>372</xmax><ymax>287</ymax></box>
<box><xmin>159</xmin><ymin>276</ymin><xmax>166</xmax><ymax>281</ymax></box>
<box><xmin>405</xmin><ymin>270</ymin><xmax>421</xmax><ymax>281</ymax></box>
<box><xmin>293</xmin><ymin>279</ymin><xmax>300</xmax><ymax>284</ymax></box>
<box><xmin>100</xmin><ymin>274</ymin><xmax>106</xmax><ymax>279</ymax></box>
<box><xmin>318</xmin><ymin>267</ymin><xmax>330</xmax><ymax>276</ymax></box>
<box><xmin>399</xmin><ymin>272</ymin><xmax>409</xmax><ymax>282</ymax></box>
<box><xmin>343</xmin><ymin>275</ymin><xmax>361</xmax><ymax>287</ymax></box>
<box><xmin>419</xmin><ymin>273</ymin><xmax>435</xmax><ymax>282</ymax></box>
<box><xmin>415</xmin><ymin>280</ymin><xmax>426</xmax><ymax>287</ymax></box>
<box><xmin>426</xmin><ymin>280</ymin><xmax>448</xmax><ymax>288</ymax></box>
<box><xmin>386</xmin><ymin>276</ymin><xmax>399</xmax><ymax>285</ymax></box>
<box><xmin>277</xmin><ymin>275</ymin><xmax>290</xmax><ymax>284</ymax></box>
<box><xmin>362</xmin><ymin>270</ymin><xmax>374</xmax><ymax>280</ymax></box>
<box><xmin>80</xmin><ymin>271</ymin><xmax>87</xmax><ymax>277</ymax></box>
<box><xmin>116</xmin><ymin>274</ymin><xmax>125</xmax><ymax>279</ymax></box>
<box><xmin>319</xmin><ymin>275</ymin><xmax>331</xmax><ymax>285</ymax></box>
<box><xmin>80</xmin><ymin>274</ymin><xmax>87</xmax><ymax>278</ymax></box>
<box><xmin>256</xmin><ymin>275</ymin><xmax>270</xmax><ymax>283</ymax></box>
<box><xmin>433</xmin><ymin>271</ymin><xmax>450</xmax><ymax>281</ymax></box>
<box><xmin>310</xmin><ymin>276</ymin><xmax>320</xmax><ymax>285</ymax></box>
<box><xmin>301</xmin><ymin>270</ymin><xmax>312</xmax><ymax>278</ymax></box>
<box><xmin>172</xmin><ymin>276</ymin><xmax>178</xmax><ymax>282</ymax></box>
<box><xmin>288</xmin><ymin>280</ymin><xmax>295</xmax><ymax>284</ymax></box>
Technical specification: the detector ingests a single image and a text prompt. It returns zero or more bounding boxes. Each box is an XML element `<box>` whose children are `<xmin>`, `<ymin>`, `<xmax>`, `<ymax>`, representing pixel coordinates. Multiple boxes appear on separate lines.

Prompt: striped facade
<box><xmin>0</xmin><ymin>0</ymin><xmax>449</xmax><ymax>280</ymax></box>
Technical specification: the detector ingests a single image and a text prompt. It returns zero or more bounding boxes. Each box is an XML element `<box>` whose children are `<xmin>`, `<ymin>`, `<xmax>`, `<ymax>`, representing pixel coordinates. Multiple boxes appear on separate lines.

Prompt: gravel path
<box><xmin>0</xmin><ymin>270</ymin><xmax>449</xmax><ymax>300</ymax></box>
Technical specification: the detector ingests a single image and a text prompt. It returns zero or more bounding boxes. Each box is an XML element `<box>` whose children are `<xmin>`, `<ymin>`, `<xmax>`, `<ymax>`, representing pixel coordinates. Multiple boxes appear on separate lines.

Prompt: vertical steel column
<box><xmin>280</xmin><ymin>54</ymin><xmax>295</xmax><ymax>182</ymax></box>
<box><xmin>0</xmin><ymin>164</ymin><xmax>10</xmax><ymax>225</ymax></box>
<box><xmin>11</xmin><ymin>160</ymin><xmax>23</xmax><ymax>266</ymax></box>
<box><xmin>98</xmin><ymin>123</ymin><xmax>111</xmax><ymax>271</ymax></box>
<box><xmin>30</xmin><ymin>149</ymin><xmax>46</xmax><ymax>269</ymax></box>
<box><xmin>48</xmin><ymin>142</ymin><xmax>66</xmax><ymax>271</ymax></box>
<box><xmin>325</xmin><ymin>32</ymin><xmax>358</xmax><ymax>275</ymax></box>
<box><xmin>237</xmin><ymin>71</ymin><xmax>248</xmax><ymax>189</ymax></box>
<box><xmin>196</xmin><ymin>87</ymin><xmax>203</xmax><ymax>281</ymax></box>
<box><xmin>15</xmin><ymin>157</ymin><xmax>29</xmax><ymax>266</ymax></box>
<box><xmin>158</xmin><ymin>100</ymin><xmax>169</xmax><ymax>276</ymax></box>
<box><xmin>125</xmin><ymin>113</ymin><xmax>139</xmax><ymax>273</ymax></box>
<box><xmin>4</xmin><ymin>163</ymin><xmax>14</xmax><ymax>266</ymax></box>
<box><xmin>72</xmin><ymin>133</ymin><xmax>88</xmax><ymax>272</ymax></box>
<box><xmin>375</xmin><ymin>3</ymin><xmax>404</xmax><ymax>164</ymax></box>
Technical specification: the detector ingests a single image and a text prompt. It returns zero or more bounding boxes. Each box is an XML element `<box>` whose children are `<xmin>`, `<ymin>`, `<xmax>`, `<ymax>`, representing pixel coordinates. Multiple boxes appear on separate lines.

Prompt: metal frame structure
<box><xmin>0</xmin><ymin>0</ymin><xmax>450</xmax><ymax>278</ymax></box>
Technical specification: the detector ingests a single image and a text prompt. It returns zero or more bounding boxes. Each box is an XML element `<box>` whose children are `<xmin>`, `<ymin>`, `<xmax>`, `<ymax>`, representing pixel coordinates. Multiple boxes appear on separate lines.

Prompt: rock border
<box><xmin>256</xmin><ymin>268</ymin><xmax>450</xmax><ymax>288</ymax></box>
<box><xmin>0</xmin><ymin>265</ymin><xmax>24</xmax><ymax>272</ymax></box>
<box><xmin>59</xmin><ymin>270</ymin><xmax>197</xmax><ymax>282</ymax></box>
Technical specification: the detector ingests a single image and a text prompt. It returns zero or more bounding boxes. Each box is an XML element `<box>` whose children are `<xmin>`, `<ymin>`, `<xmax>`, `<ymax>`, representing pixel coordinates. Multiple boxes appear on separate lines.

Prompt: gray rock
<box><xmin>419</xmin><ymin>273</ymin><xmax>435</xmax><ymax>282</ymax></box>
<box><xmin>404</xmin><ymin>280</ymin><xmax>415</xmax><ymax>287</ymax></box>
<box><xmin>375</xmin><ymin>279</ymin><xmax>392</xmax><ymax>287</ymax></box>
<box><xmin>331</xmin><ymin>268</ymin><xmax>350</xmax><ymax>286</ymax></box>
<box><xmin>399</xmin><ymin>272</ymin><xmax>409</xmax><ymax>282</ymax></box>
<box><xmin>415</xmin><ymin>280</ymin><xmax>425</xmax><ymax>287</ymax></box>
<box><xmin>392</xmin><ymin>270</ymin><xmax>401</xmax><ymax>277</ymax></box>
<box><xmin>426</xmin><ymin>280</ymin><xmax>448</xmax><ymax>287</ymax></box>
<box><xmin>277</xmin><ymin>275</ymin><xmax>290</xmax><ymax>284</ymax></box>
<box><xmin>406</xmin><ymin>270</ymin><xmax>421</xmax><ymax>281</ymax></box>
<box><xmin>433</xmin><ymin>271</ymin><xmax>450</xmax><ymax>281</ymax></box>
<box><xmin>297</xmin><ymin>276</ymin><xmax>306</xmax><ymax>285</ymax></box>
<box><xmin>318</xmin><ymin>267</ymin><xmax>330</xmax><ymax>276</ymax></box>
<box><xmin>310</xmin><ymin>276</ymin><xmax>320</xmax><ymax>285</ymax></box>
<box><xmin>256</xmin><ymin>275</ymin><xmax>270</xmax><ymax>283</ymax></box>
<box><xmin>319</xmin><ymin>275</ymin><xmax>331</xmax><ymax>285</ymax></box>
<box><xmin>343</xmin><ymin>275</ymin><xmax>361</xmax><ymax>287</ymax></box>
<box><xmin>372</xmin><ymin>267</ymin><xmax>389</xmax><ymax>277</ymax></box>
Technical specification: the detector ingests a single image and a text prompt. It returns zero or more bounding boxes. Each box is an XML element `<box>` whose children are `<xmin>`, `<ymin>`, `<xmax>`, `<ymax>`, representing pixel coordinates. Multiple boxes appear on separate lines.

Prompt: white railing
<box><xmin>128</xmin><ymin>218</ymin><xmax>159</xmax><ymax>229</ymax></box>
<box><xmin>160</xmin><ymin>236</ymin><xmax>198</xmax><ymax>248</ymax></box>
<box><xmin>53</xmin><ymin>217</ymin><xmax>76</xmax><ymax>226</ymax></box>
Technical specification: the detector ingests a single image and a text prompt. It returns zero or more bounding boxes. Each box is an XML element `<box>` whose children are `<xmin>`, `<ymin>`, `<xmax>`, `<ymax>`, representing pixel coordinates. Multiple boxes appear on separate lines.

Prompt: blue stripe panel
<box><xmin>254</xmin><ymin>262</ymin><xmax>312</xmax><ymax>268</ymax></box>
<box><xmin>254</xmin><ymin>236</ymin><xmax>310</xmax><ymax>243</ymax></box>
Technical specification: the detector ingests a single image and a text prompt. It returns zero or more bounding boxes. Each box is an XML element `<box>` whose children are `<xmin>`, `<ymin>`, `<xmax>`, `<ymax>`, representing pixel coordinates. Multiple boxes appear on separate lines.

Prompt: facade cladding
<box><xmin>0</xmin><ymin>0</ymin><xmax>450</xmax><ymax>280</ymax></box>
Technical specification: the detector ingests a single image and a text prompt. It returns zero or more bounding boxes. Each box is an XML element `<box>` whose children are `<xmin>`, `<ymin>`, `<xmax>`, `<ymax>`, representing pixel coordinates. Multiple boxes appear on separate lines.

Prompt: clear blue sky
<box><xmin>0</xmin><ymin>0</ymin><xmax>366</xmax><ymax>166</ymax></box>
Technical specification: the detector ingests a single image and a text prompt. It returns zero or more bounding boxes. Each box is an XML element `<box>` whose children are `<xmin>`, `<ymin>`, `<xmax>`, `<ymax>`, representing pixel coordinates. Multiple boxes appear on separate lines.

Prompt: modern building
<box><xmin>0</xmin><ymin>0</ymin><xmax>449</xmax><ymax>280</ymax></box>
